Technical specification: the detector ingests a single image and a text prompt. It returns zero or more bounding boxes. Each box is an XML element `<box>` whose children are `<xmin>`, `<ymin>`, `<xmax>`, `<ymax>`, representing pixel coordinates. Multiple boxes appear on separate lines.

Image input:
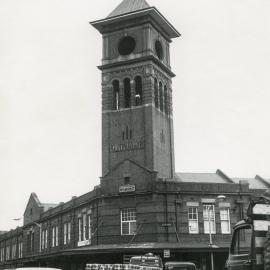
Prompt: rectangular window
<box><xmin>83</xmin><ymin>213</ymin><xmax>87</xmax><ymax>241</ymax></box>
<box><xmin>55</xmin><ymin>226</ymin><xmax>59</xmax><ymax>246</ymax></box>
<box><xmin>78</xmin><ymin>218</ymin><xmax>82</xmax><ymax>242</ymax></box>
<box><xmin>220</xmin><ymin>208</ymin><xmax>231</xmax><ymax>234</ymax></box>
<box><xmin>6</xmin><ymin>246</ymin><xmax>10</xmax><ymax>260</ymax></box>
<box><xmin>67</xmin><ymin>222</ymin><xmax>71</xmax><ymax>243</ymax></box>
<box><xmin>12</xmin><ymin>243</ymin><xmax>16</xmax><ymax>259</ymax></box>
<box><xmin>121</xmin><ymin>208</ymin><xmax>136</xmax><ymax>235</ymax></box>
<box><xmin>0</xmin><ymin>247</ymin><xmax>5</xmax><ymax>262</ymax></box>
<box><xmin>64</xmin><ymin>223</ymin><xmax>67</xmax><ymax>245</ymax></box>
<box><xmin>51</xmin><ymin>226</ymin><xmax>58</xmax><ymax>247</ymax></box>
<box><xmin>188</xmin><ymin>207</ymin><xmax>199</xmax><ymax>234</ymax></box>
<box><xmin>45</xmin><ymin>229</ymin><xmax>48</xmax><ymax>249</ymax></box>
<box><xmin>41</xmin><ymin>230</ymin><xmax>45</xmax><ymax>249</ymax></box>
<box><xmin>18</xmin><ymin>242</ymin><xmax>23</xmax><ymax>258</ymax></box>
<box><xmin>27</xmin><ymin>231</ymin><xmax>34</xmax><ymax>252</ymax></box>
<box><xmin>64</xmin><ymin>222</ymin><xmax>71</xmax><ymax>245</ymax></box>
<box><xmin>203</xmin><ymin>204</ymin><xmax>216</xmax><ymax>234</ymax></box>
<box><xmin>52</xmin><ymin>226</ymin><xmax>55</xmax><ymax>247</ymax></box>
<box><xmin>88</xmin><ymin>215</ymin><xmax>91</xmax><ymax>241</ymax></box>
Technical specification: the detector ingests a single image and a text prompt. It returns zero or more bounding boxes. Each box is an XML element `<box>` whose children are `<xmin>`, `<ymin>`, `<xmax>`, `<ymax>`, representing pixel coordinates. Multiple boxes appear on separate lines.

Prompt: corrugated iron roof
<box><xmin>176</xmin><ymin>172</ymin><xmax>230</xmax><ymax>184</ymax></box>
<box><xmin>232</xmin><ymin>178</ymin><xmax>268</xmax><ymax>190</ymax></box>
<box><xmin>107</xmin><ymin>0</ymin><xmax>150</xmax><ymax>18</ymax></box>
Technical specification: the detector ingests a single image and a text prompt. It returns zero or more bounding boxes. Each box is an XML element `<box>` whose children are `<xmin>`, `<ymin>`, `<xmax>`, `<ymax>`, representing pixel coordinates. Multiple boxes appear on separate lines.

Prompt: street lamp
<box><xmin>207</xmin><ymin>195</ymin><xmax>226</xmax><ymax>270</ymax></box>
<box><xmin>13</xmin><ymin>217</ymin><xmax>42</xmax><ymax>253</ymax></box>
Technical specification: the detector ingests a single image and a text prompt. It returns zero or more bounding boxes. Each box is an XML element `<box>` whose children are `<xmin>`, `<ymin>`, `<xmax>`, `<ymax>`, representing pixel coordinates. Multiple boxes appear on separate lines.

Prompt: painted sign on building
<box><xmin>119</xmin><ymin>185</ymin><xmax>136</xmax><ymax>193</ymax></box>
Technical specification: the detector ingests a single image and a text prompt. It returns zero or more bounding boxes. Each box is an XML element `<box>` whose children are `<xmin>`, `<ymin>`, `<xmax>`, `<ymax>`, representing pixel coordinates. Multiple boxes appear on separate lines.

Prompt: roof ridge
<box><xmin>107</xmin><ymin>0</ymin><xmax>150</xmax><ymax>18</ymax></box>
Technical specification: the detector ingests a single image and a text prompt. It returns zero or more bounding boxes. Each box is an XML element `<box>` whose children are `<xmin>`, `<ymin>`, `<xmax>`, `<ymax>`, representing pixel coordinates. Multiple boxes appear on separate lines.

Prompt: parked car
<box><xmin>164</xmin><ymin>261</ymin><xmax>197</xmax><ymax>270</ymax></box>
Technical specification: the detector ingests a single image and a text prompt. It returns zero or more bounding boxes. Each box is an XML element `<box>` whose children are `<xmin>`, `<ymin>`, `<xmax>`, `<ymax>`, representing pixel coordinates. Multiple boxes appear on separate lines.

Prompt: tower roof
<box><xmin>91</xmin><ymin>0</ymin><xmax>180</xmax><ymax>39</ymax></box>
<box><xmin>107</xmin><ymin>0</ymin><xmax>150</xmax><ymax>18</ymax></box>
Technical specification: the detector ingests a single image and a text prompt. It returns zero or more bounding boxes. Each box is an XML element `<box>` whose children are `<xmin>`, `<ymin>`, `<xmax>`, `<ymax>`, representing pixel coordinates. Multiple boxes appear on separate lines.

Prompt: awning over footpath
<box><xmin>30</xmin><ymin>242</ymin><xmax>229</xmax><ymax>260</ymax></box>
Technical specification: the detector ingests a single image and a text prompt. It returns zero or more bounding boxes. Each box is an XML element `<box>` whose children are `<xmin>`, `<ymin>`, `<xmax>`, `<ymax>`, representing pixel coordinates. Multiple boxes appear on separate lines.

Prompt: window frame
<box><xmin>203</xmin><ymin>204</ymin><xmax>216</xmax><ymax>234</ymax></box>
<box><xmin>220</xmin><ymin>207</ymin><xmax>231</xmax><ymax>234</ymax></box>
<box><xmin>121</xmin><ymin>208</ymin><xmax>136</xmax><ymax>236</ymax></box>
<box><xmin>188</xmin><ymin>206</ymin><xmax>199</xmax><ymax>234</ymax></box>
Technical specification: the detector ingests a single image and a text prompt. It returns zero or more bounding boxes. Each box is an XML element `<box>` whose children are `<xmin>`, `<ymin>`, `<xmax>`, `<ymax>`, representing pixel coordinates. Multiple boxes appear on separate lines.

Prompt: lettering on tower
<box><xmin>109</xmin><ymin>140</ymin><xmax>144</xmax><ymax>152</ymax></box>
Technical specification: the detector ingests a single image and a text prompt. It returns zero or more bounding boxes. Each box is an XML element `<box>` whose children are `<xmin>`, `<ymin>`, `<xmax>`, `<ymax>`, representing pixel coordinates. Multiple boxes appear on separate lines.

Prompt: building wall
<box><xmin>0</xmin><ymin>178</ymin><xmax>259</xmax><ymax>270</ymax></box>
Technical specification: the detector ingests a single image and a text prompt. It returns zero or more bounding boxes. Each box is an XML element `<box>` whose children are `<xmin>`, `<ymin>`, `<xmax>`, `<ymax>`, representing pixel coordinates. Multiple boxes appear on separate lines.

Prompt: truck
<box><xmin>86</xmin><ymin>253</ymin><xmax>163</xmax><ymax>270</ymax></box>
<box><xmin>226</xmin><ymin>194</ymin><xmax>270</xmax><ymax>270</ymax></box>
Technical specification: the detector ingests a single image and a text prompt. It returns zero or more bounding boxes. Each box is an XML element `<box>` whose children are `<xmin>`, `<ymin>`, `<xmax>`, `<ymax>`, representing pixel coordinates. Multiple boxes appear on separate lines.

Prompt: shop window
<box><xmin>203</xmin><ymin>204</ymin><xmax>216</xmax><ymax>234</ymax></box>
<box><xmin>135</xmin><ymin>76</ymin><xmax>142</xmax><ymax>106</ymax></box>
<box><xmin>121</xmin><ymin>208</ymin><xmax>136</xmax><ymax>235</ymax></box>
<box><xmin>159</xmin><ymin>82</ymin><xmax>163</xmax><ymax>111</ymax></box>
<box><xmin>112</xmin><ymin>80</ymin><xmax>120</xmax><ymax>110</ymax></box>
<box><xmin>220</xmin><ymin>208</ymin><xmax>231</xmax><ymax>234</ymax></box>
<box><xmin>124</xmin><ymin>78</ymin><xmax>131</xmax><ymax>108</ymax></box>
<box><xmin>154</xmin><ymin>78</ymin><xmax>158</xmax><ymax>108</ymax></box>
<box><xmin>188</xmin><ymin>207</ymin><xmax>199</xmax><ymax>234</ymax></box>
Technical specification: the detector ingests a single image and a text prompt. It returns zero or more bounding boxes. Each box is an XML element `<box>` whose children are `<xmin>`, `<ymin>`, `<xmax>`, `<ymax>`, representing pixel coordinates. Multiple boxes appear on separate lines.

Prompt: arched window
<box><xmin>154</xmin><ymin>78</ymin><xmax>159</xmax><ymax>108</ymax></box>
<box><xmin>164</xmin><ymin>85</ymin><xmax>168</xmax><ymax>114</ymax></box>
<box><xmin>159</xmin><ymin>81</ymin><xmax>163</xmax><ymax>112</ymax></box>
<box><xmin>112</xmin><ymin>80</ymin><xmax>120</xmax><ymax>110</ymax></box>
<box><xmin>135</xmin><ymin>76</ymin><xmax>142</xmax><ymax>106</ymax></box>
<box><xmin>124</xmin><ymin>78</ymin><xmax>131</xmax><ymax>108</ymax></box>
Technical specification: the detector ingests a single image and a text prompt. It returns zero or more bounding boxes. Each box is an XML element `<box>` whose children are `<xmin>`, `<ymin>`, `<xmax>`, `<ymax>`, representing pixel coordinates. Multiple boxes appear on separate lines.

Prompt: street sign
<box><xmin>164</xmin><ymin>249</ymin><xmax>170</xmax><ymax>258</ymax></box>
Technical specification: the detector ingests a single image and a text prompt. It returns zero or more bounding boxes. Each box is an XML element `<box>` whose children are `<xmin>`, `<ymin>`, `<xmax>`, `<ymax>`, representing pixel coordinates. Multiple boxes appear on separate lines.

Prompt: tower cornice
<box><xmin>98</xmin><ymin>55</ymin><xmax>176</xmax><ymax>78</ymax></box>
<box><xmin>90</xmin><ymin>7</ymin><xmax>180</xmax><ymax>39</ymax></box>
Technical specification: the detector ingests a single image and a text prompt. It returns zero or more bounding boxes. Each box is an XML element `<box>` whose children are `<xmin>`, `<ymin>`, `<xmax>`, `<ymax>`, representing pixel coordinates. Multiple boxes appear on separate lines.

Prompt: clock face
<box><xmin>118</xmin><ymin>36</ymin><xmax>136</xmax><ymax>55</ymax></box>
<box><xmin>155</xmin><ymin>40</ymin><xmax>164</xmax><ymax>60</ymax></box>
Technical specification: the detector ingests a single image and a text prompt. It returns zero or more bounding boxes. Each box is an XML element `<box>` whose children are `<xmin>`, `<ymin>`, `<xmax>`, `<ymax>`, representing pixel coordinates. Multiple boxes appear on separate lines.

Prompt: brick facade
<box><xmin>0</xmin><ymin>176</ymin><xmax>268</xmax><ymax>270</ymax></box>
<box><xmin>1</xmin><ymin>1</ymin><xmax>269</xmax><ymax>270</ymax></box>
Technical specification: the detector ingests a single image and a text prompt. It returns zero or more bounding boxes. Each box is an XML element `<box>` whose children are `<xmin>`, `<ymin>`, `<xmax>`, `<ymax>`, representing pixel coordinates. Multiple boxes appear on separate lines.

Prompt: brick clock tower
<box><xmin>91</xmin><ymin>0</ymin><xmax>180</xmax><ymax>181</ymax></box>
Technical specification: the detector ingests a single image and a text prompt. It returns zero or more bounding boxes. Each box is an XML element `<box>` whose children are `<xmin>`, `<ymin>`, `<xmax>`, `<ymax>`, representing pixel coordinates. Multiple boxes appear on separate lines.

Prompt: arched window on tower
<box><xmin>124</xmin><ymin>78</ymin><xmax>131</xmax><ymax>108</ymax></box>
<box><xmin>159</xmin><ymin>81</ymin><xmax>163</xmax><ymax>112</ymax></box>
<box><xmin>112</xmin><ymin>80</ymin><xmax>120</xmax><ymax>110</ymax></box>
<box><xmin>135</xmin><ymin>76</ymin><xmax>142</xmax><ymax>106</ymax></box>
<box><xmin>164</xmin><ymin>85</ymin><xmax>168</xmax><ymax>114</ymax></box>
<box><xmin>154</xmin><ymin>78</ymin><xmax>159</xmax><ymax>108</ymax></box>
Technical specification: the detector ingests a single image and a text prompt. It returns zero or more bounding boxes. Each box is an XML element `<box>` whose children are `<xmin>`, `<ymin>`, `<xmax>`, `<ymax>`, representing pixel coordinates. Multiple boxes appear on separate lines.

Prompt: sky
<box><xmin>1</xmin><ymin>0</ymin><xmax>270</xmax><ymax>230</ymax></box>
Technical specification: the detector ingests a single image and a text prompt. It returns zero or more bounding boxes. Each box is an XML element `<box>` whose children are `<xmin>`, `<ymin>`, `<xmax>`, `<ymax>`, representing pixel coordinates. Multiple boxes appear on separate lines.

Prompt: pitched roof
<box><xmin>232</xmin><ymin>177</ymin><xmax>270</xmax><ymax>190</ymax></box>
<box><xmin>176</xmin><ymin>172</ymin><xmax>230</xmax><ymax>184</ymax></box>
<box><xmin>107</xmin><ymin>0</ymin><xmax>150</xmax><ymax>18</ymax></box>
<box><xmin>41</xmin><ymin>203</ymin><xmax>58</xmax><ymax>212</ymax></box>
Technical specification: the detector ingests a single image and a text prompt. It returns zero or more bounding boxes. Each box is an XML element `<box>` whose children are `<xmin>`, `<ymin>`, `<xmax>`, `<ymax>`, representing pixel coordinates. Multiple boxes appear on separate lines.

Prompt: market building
<box><xmin>1</xmin><ymin>1</ymin><xmax>269</xmax><ymax>270</ymax></box>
